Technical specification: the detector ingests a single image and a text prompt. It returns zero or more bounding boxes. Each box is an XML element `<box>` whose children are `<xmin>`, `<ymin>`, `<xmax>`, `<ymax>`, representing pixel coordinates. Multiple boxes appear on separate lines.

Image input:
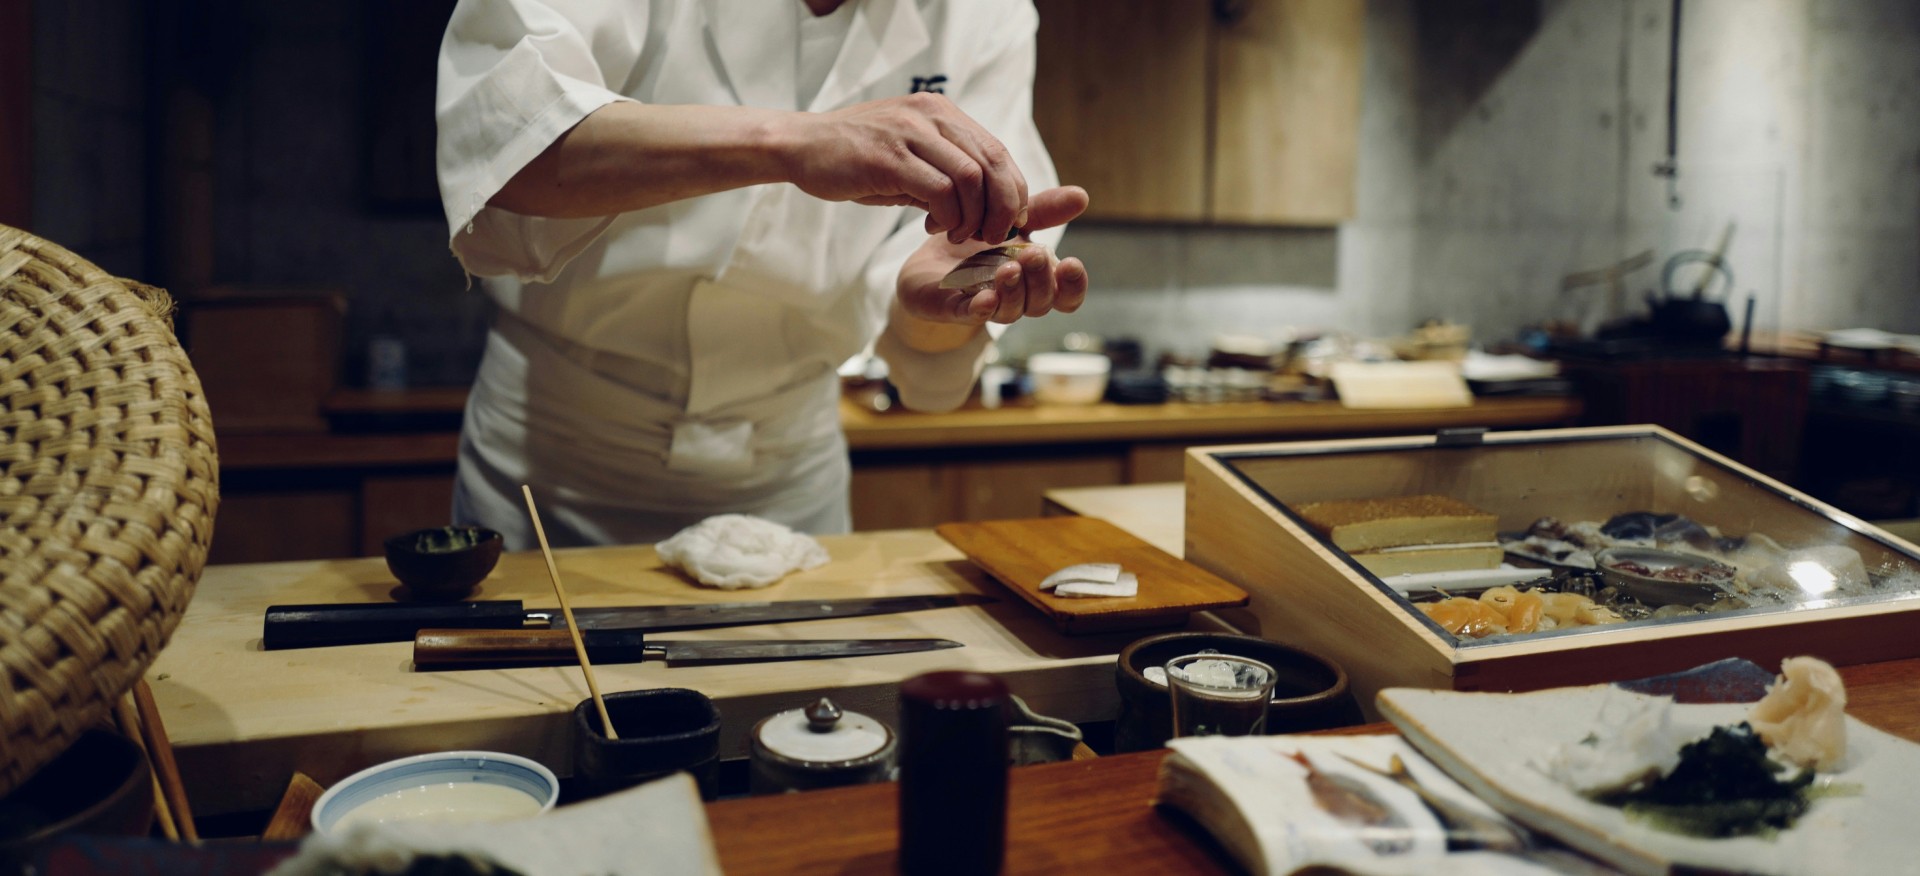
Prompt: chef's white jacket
<box><xmin>436</xmin><ymin>0</ymin><xmax>1062</xmax><ymax>548</ymax></box>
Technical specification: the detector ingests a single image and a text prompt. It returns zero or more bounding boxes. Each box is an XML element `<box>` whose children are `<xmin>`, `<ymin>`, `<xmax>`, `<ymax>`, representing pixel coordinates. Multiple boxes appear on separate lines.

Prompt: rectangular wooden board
<box><xmin>937</xmin><ymin>516</ymin><xmax>1248</xmax><ymax>635</ymax></box>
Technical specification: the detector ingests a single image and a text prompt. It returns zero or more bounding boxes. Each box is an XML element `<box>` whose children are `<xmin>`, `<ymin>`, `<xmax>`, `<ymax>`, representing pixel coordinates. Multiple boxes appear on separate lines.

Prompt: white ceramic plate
<box><xmin>1820</xmin><ymin>328</ymin><xmax>1899</xmax><ymax>350</ymax></box>
<box><xmin>1379</xmin><ymin>685</ymin><xmax>1920</xmax><ymax>876</ymax></box>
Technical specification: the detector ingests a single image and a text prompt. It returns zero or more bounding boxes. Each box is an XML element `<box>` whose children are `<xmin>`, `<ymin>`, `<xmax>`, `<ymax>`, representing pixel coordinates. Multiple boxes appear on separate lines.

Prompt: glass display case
<box><xmin>1185</xmin><ymin>426</ymin><xmax>1920</xmax><ymax>714</ymax></box>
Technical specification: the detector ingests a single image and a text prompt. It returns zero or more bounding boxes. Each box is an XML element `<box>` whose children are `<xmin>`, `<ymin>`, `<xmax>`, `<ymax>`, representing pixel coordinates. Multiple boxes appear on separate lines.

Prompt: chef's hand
<box><xmin>778</xmin><ymin>92</ymin><xmax>1029</xmax><ymax>245</ymax></box>
<box><xmin>896</xmin><ymin>186</ymin><xmax>1090</xmax><ymax>332</ymax></box>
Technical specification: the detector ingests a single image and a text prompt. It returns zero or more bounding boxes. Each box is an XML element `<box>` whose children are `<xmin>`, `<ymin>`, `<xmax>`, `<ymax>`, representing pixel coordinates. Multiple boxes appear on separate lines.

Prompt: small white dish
<box><xmin>311</xmin><ymin>750</ymin><xmax>559</xmax><ymax>836</ymax></box>
<box><xmin>1821</xmin><ymin>328</ymin><xmax>1898</xmax><ymax>350</ymax></box>
<box><xmin>1027</xmin><ymin>352</ymin><xmax>1110</xmax><ymax>405</ymax></box>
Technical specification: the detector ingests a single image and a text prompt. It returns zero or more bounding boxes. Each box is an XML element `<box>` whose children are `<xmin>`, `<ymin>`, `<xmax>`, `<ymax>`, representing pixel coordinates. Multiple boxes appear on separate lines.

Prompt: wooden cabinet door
<box><xmin>1210</xmin><ymin>0</ymin><xmax>1365</xmax><ymax>224</ymax></box>
<box><xmin>953</xmin><ymin>452</ymin><xmax>1126</xmax><ymax>522</ymax></box>
<box><xmin>850</xmin><ymin>463</ymin><xmax>955</xmax><ymax>531</ymax></box>
<box><xmin>360</xmin><ymin>473</ymin><xmax>458</xmax><ymax>556</ymax></box>
<box><xmin>211</xmin><ymin>491</ymin><xmax>359</xmax><ymax>564</ymax></box>
<box><xmin>1033</xmin><ymin>0</ymin><xmax>1212</xmax><ymax>222</ymax></box>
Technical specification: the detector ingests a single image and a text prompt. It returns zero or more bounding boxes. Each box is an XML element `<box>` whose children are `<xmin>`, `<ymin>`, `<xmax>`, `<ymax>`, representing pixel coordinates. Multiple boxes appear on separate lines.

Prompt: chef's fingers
<box><xmin>1018</xmin><ymin>186</ymin><xmax>1090</xmax><ymax>233</ymax></box>
<box><xmin>859</xmin><ymin>194</ymin><xmax>929</xmax><ymax>209</ymax></box>
<box><xmin>1018</xmin><ymin>246</ymin><xmax>1055</xmax><ymax>317</ymax></box>
<box><xmin>957</xmin><ymin>286</ymin><xmax>997</xmax><ymax>323</ymax></box>
<box><xmin>895</xmin><ymin>154</ymin><xmax>967</xmax><ymax>243</ymax></box>
<box><xmin>1052</xmin><ymin>257</ymin><xmax>1089</xmax><ymax>313</ymax></box>
<box><xmin>908</xmin><ymin>137</ymin><xmax>984</xmax><ymax>244</ymax></box>
<box><xmin>989</xmin><ymin>263</ymin><xmax>1026</xmax><ymax>324</ymax></box>
<box><xmin>937</xmin><ymin>120</ymin><xmax>1026</xmax><ymax>244</ymax></box>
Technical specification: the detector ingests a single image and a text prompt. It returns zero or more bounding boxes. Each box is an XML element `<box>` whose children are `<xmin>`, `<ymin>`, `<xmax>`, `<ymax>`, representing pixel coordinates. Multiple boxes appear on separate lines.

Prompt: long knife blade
<box><xmin>654</xmin><ymin>637</ymin><xmax>963</xmax><ymax>666</ymax></box>
<box><xmin>411</xmin><ymin>628</ymin><xmax>962</xmax><ymax>669</ymax></box>
<box><xmin>551</xmin><ymin>593</ymin><xmax>994</xmax><ymax>632</ymax></box>
<box><xmin>265</xmin><ymin>593</ymin><xmax>993</xmax><ymax>650</ymax></box>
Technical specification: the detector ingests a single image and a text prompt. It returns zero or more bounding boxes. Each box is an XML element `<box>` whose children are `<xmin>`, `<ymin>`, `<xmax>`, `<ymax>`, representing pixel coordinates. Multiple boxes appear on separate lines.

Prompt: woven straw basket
<box><xmin>0</xmin><ymin>225</ymin><xmax>218</xmax><ymax>797</ymax></box>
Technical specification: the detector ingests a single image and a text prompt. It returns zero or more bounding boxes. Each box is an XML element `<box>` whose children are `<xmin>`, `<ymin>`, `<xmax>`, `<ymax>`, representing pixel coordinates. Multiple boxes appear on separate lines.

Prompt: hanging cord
<box><xmin>1652</xmin><ymin>0</ymin><xmax>1684</xmax><ymax>209</ymax></box>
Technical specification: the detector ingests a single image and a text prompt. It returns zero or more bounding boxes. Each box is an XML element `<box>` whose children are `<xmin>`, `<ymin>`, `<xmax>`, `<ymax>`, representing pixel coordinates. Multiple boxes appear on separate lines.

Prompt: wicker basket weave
<box><xmin>0</xmin><ymin>225</ymin><xmax>218</xmax><ymax>797</ymax></box>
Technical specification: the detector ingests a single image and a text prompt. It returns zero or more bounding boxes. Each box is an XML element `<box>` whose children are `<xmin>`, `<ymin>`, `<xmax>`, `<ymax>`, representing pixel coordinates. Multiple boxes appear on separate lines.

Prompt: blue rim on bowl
<box><xmin>310</xmin><ymin>750</ymin><xmax>558</xmax><ymax>835</ymax></box>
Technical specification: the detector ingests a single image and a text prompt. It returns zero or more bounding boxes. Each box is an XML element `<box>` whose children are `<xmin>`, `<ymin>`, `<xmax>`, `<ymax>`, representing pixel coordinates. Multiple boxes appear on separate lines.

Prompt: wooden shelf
<box><xmin>841</xmin><ymin>396</ymin><xmax>1582</xmax><ymax>451</ymax></box>
<box><xmin>1744</xmin><ymin>331</ymin><xmax>1920</xmax><ymax>376</ymax></box>
<box><xmin>322</xmin><ymin>387</ymin><xmax>472</xmax><ymax>415</ymax></box>
<box><xmin>222</xmin><ymin>395</ymin><xmax>1581</xmax><ymax>464</ymax></box>
<box><xmin>218</xmin><ymin>431</ymin><xmax>461</xmax><ymax>471</ymax></box>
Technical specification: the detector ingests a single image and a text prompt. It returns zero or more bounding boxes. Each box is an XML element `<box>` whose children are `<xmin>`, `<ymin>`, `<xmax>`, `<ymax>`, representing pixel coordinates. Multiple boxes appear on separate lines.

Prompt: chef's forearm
<box><xmin>489</xmin><ymin>102</ymin><xmax>790</xmax><ymax>219</ymax></box>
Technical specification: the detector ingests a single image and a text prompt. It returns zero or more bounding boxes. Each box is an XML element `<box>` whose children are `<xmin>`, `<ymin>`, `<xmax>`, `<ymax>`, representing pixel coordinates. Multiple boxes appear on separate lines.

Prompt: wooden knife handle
<box><xmin>413</xmin><ymin>628</ymin><xmax>652</xmax><ymax>669</ymax></box>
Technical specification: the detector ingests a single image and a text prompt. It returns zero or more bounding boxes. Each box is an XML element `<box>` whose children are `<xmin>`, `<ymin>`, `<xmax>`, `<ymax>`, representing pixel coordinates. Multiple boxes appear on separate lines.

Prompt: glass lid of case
<box><xmin>1212</xmin><ymin>431</ymin><xmax>1920</xmax><ymax>649</ymax></box>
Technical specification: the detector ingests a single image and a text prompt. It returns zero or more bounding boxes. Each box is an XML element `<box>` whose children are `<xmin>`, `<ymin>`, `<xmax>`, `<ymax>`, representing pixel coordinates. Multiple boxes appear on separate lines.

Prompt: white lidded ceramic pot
<box><xmin>748</xmin><ymin>698</ymin><xmax>896</xmax><ymax>794</ymax></box>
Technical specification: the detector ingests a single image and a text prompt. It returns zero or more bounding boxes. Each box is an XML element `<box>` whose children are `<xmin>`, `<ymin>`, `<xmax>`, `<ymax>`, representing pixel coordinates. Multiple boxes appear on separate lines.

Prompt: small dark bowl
<box><xmin>573</xmin><ymin>689</ymin><xmax>722</xmax><ymax>801</ymax></box>
<box><xmin>1114</xmin><ymin>632</ymin><xmax>1361</xmax><ymax>753</ymax></box>
<box><xmin>0</xmin><ymin>729</ymin><xmax>153</xmax><ymax>871</ymax></box>
<box><xmin>384</xmin><ymin>526</ymin><xmax>503</xmax><ymax>602</ymax></box>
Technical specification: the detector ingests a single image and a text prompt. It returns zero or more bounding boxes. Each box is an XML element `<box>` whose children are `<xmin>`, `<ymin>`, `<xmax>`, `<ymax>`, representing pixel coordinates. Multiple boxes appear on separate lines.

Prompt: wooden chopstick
<box><xmin>114</xmin><ymin>694</ymin><xmax>179</xmax><ymax>841</ymax></box>
<box><xmin>132</xmin><ymin>679</ymin><xmax>198</xmax><ymax>842</ymax></box>
<box><xmin>521</xmin><ymin>484</ymin><xmax>618</xmax><ymax>740</ymax></box>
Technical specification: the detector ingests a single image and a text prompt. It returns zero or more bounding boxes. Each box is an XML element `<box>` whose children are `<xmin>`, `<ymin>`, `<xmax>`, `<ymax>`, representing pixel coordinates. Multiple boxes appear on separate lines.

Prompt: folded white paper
<box><xmin>1055</xmin><ymin>571</ymin><xmax>1139</xmax><ymax>598</ymax></box>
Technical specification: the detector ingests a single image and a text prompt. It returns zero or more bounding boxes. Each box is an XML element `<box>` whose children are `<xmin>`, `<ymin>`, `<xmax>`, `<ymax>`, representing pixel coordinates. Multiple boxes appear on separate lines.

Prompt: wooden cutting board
<box><xmin>936</xmin><ymin>516</ymin><xmax>1249</xmax><ymax>635</ymax></box>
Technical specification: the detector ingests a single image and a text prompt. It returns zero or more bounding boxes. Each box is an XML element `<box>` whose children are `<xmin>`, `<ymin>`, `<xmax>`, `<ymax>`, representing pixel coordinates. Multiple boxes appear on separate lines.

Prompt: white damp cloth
<box><xmin>655</xmin><ymin>513</ymin><xmax>831</xmax><ymax>589</ymax></box>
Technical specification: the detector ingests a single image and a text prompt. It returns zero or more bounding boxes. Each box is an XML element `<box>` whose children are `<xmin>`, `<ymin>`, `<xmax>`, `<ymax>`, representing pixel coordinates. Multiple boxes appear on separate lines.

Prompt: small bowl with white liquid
<box><xmin>311</xmin><ymin>751</ymin><xmax>559</xmax><ymax>836</ymax></box>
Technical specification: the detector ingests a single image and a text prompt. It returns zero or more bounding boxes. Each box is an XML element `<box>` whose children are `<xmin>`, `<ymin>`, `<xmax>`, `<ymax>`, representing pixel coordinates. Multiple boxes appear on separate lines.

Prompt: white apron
<box><xmin>438</xmin><ymin>0</ymin><xmax>1060</xmax><ymax>548</ymax></box>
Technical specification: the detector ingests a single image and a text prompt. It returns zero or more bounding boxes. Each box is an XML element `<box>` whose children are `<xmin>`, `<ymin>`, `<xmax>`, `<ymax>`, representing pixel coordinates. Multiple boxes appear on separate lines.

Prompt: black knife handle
<box><xmin>262</xmin><ymin>601</ymin><xmax>528</xmax><ymax>650</ymax></box>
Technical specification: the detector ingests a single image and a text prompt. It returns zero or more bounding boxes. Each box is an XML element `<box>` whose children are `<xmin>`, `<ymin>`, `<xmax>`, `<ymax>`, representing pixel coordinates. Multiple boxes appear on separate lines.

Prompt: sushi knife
<box><xmin>412</xmin><ymin>628</ymin><xmax>964</xmax><ymax>670</ymax></box>
<box><xmin>261</xmin><ymin>593</ymin><xmax>993</xmax><ymax>650</ymax></box>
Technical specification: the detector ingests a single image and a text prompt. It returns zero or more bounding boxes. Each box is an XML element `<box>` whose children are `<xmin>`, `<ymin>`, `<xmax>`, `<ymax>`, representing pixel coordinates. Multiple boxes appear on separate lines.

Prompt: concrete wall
<box><xmin>32</xmin><ymin>0</ymin><xmax>1920</xmax><ymax>380</ymax></box>
<box><xmin>1015</xmin><ymin>0</ymin><xmax>1920</xmax><ymax>361</ymax></box>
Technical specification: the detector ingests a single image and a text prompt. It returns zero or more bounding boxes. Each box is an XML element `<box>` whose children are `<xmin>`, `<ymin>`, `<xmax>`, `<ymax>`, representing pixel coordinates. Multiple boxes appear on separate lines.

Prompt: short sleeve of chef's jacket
<box><xmin>873</xmin><ymin>0</ymin><xmax>1063</xmax><ymax>413</ymax></box>
<box><xmin>435</xmin><ymin>0</ymin><xmax>641</xmax><ymax>281</ymax></box>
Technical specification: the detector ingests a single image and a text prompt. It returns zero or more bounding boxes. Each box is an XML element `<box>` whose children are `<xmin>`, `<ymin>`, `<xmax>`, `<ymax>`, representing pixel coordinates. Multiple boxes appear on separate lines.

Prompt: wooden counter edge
<box><xmin>843</xmin><ymin>396</ymin><xmax>1582</xmax><ymax>451</ymax></box>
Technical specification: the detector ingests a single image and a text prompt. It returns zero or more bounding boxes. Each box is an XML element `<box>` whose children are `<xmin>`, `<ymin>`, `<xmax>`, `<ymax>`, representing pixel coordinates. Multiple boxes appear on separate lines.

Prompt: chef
<box><xmin>436</xmin><ymin>0</ymin><xmax>1089</xmax><ymax>549</ymax></box>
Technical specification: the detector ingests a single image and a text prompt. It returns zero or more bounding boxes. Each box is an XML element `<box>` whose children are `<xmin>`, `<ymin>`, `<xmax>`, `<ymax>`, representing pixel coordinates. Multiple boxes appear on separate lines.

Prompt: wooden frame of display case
<box><xmin>1184</xmin><ymin>425</ymin><xmax>1920</xmax><ymax>716</ymax></box>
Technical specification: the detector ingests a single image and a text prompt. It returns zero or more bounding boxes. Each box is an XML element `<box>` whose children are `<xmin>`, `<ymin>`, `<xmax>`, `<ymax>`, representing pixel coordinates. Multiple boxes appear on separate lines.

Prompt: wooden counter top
<box><xmin>148</xmin><ymin>529</ymin><xmax>1224</xmax><ymax>816</ymax></box>
<box><xmin>709</xmin><ymin>652</ymin><xmax>1920</xmax><ymax>875</ymax></box>
<box><xmin>842</xmin><ymin>394</ymin><xmax>1581</xmax><ymax>451</ymax></box>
